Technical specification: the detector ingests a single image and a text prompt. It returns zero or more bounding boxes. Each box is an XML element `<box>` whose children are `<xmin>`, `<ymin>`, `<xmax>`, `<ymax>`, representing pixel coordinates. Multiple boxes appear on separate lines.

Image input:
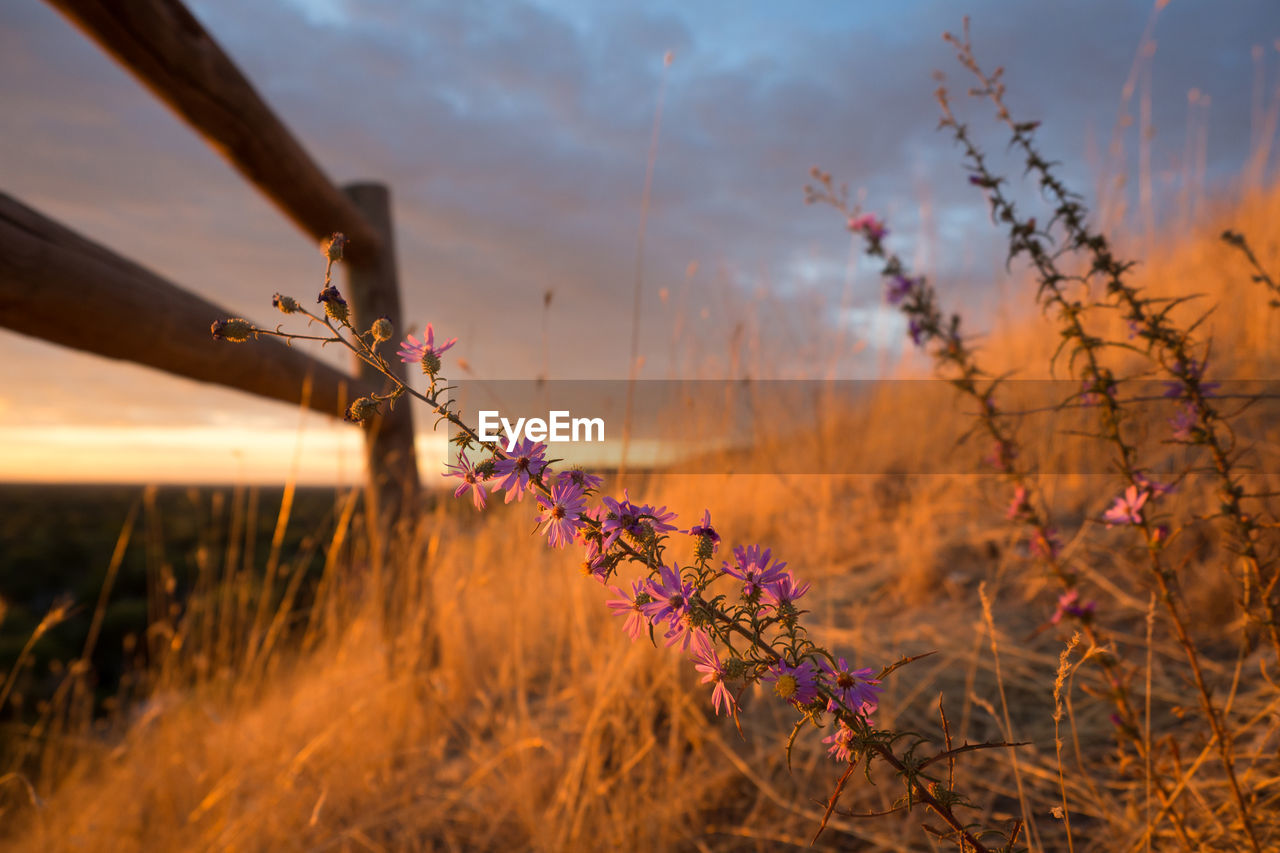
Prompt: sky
<box><xmin>2</xmin><ymin>0</ymin><xmax>1279</xmax><ymax>484</ymax></box>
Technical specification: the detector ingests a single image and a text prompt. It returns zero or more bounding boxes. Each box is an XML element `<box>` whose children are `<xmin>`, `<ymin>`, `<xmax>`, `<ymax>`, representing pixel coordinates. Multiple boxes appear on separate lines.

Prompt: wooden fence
<box><xmin>0</xmin><ymin>0</ymin><xmax>420</xmax><ymax>529</ymax></box>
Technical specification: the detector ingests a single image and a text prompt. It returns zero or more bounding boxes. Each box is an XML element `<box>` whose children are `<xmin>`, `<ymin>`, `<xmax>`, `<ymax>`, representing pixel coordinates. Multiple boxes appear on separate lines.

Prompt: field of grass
<box><xmin>0</xmin><ymin>172</ymin><xmax>1277</xmax><ymax>852</ymax></box>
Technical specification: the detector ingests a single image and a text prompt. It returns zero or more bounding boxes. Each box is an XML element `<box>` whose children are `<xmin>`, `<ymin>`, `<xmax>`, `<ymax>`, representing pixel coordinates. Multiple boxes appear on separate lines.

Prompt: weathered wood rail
<box><xmin>1</xmin><ymin>0</ymin><xmax>421</xmax><ymax>524</ymax></box>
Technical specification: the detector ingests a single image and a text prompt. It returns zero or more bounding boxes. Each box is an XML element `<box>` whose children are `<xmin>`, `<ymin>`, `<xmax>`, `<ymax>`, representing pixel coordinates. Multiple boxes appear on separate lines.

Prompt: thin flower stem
<box><xmin>804</xmin><ymin>177</ymin><xmax>1202</xmax><ymax>849</ymax></box>
<box><xmin>1222</xmin><ymin>230</ymin><xmax>1280</xmax><ymax>304</ymax></box>
<box><xmin>947</xmin><ymin>23</ymin><xmax>1279</xmax><ymax>667</ymax></box>
<box><xmin>936</xmin><ymin>35</ymin><xmax>1263</xmax><ymax>847</ymax></box>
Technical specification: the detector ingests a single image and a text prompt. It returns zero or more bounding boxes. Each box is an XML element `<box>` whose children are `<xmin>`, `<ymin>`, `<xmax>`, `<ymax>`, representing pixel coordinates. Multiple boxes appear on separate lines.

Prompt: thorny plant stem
<box><xmin>936</xmin><ymin>35</ymin><xmax>1263</xmax><ymax>849</ymax></box>
<box><xmin>1222</xmin><ymin>230</ymin><xmax>1280</xmax><ymax>304</ymax></box>
<box><xmin>946</xmin><ymin>23</ymin><xmax>1280</xmax><ymax>666</ymax></box>
<box><xmin>804</xmin><ymin>179</ymin><xmax>1197</xmax><ymax>849</ymax></box>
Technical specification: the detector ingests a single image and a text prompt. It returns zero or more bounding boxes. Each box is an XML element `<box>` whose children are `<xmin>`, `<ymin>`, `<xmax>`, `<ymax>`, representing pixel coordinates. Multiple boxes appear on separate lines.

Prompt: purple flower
<box><xmin>1170</xmin><ymin>403</ymin><xmax>1197</xmax><ymax>441</ymax></box>
<box><xmin>908</xmin><ymin>316</ymin><xmax>926</xmax><ymax>347</ymax></box>
<box><xmin>885</xmin><ymin>274</ymin><xmax>917</xmax><ymax>306</ymax></box>
<box><xmin>606</xmin><ymin>581</ymin><xmax>650</xmax><ymax>641</ymax></box>
<box><xmin>1080</xmin><ymin>377</ymin><xmax>1116</xmax><ymax>408</ymax></box>
<box><xmin>723</xmin><ymin>544</ymin><xmax>787</xmax><ymax>599</ymax></box>
<box><xmin>1162</xmin><ymin>358</ymin><xmax>1221</xmax><ymax>400</ymax></box>
<box><xmin>662</xmin><ymin>611</ymin><xmax>701</xmax><ymax>651</ymax></box>
<box><xmin>579</xmin><ymin>544</ymin><xmax>610</xmax><ymax>584</ymax></box>
<box><xmin>823</xmin><ymin>719</ymin><xmax>857</xmax><ymax>762</ymax></box>
<box><xmin>821</xmin><ymin>658</ymin><xmax>880</xmax><ymax>718</ymax></box>
<box><xmin>397</xmin><ymin>323</ymin><xmax>457</xmax><ymax>374</ymax></box>
<box><xmin>968</xmin><ymin>173</ymin><xmax>986</xmax><ymax>186</ymax></box>
<box><xmin>984</xmin><ymin>439</ymin><xmax>1018</xmax><ymax>472</ymax></box>
<box><xmin>763</xmin><ymin>572</ymin><xmax>810</xmax><ymax>610</ymax></box>
<box><xmin>562</xmin><ymin>468</ymin><xmax>604</xmax><ymax>492</ymax></box>
<box><xmin>1103</xmin><ymin>485</ymin><xmax>1149</xmax><ymax>527</ymax></box>
<box><xmin>680</xmin><ymin>509</ymin><xmax>721</xmax><ymax>553</ymax></box>
<box><xmin>600</xmin><ymin>492</ymin><xmax>678</xmax><ymax>548</ymax></box>
<box><xmin>763</xmin><ymin>659</ymin><xmax>820</xmax><ymax>708</ymax></box>
<box><xmin>1006</xmin><ymin>485</ymin><xmax>1030</xmax><ymax>521</ymax></box>
<box><xmin>847</xmin><ymin>213</ymin><xmax>888</xmax><ymax>241</ymax></box>
<box><xmin>691</xmin><ymin>632</ymin><xmax>735</xmax><ymax>716</ymax></box>
<box><xmin>1133</xmin><ymin>472</ymin><xmax>1172</xmax><ymax>499</ymax></box>
<box><xmin>492</xmin><ymin>439</ymin><xmax>548</xmax><ymax>503</ymax></box>
<box><xmin>1051</xmin><ymin>588</ymin><xmax>1096</xmax><ymax>625</ymax></box>
<box><xmin>444</xmin><ymin>449</ymin><xmax>488</xmax><ymax>510</ymax></box>
<box><xmin>536</xmin><ymin>477</ymin><xmax>587</xmax><ymax>548</ymax></box>
<box><xmin>642</xmin><ymin>563</ymin><xmax>694</xmax><ymax>629</ymax></box>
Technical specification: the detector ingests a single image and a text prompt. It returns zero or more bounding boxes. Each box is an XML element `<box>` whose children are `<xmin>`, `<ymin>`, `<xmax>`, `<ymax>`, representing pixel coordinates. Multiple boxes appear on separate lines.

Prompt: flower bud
<box><xmin>420</xmin><ymin>350</ymin><xmax>442</xmax><ymax>375</ymax></box>
<box><xmin>317</xmin><ymin>286</ymin><xmax>349</xmax><ymax>323</ymax></box>
<box><xmin>323</xmin><ymin>232</ymin><xmax>347</xmax><ymax>262</ymax></box>
<box><xmin>211</xmin><ymin>318</ymin><xmax>254</xmax><ymax>342</ymax></box>
<box><xmin>273</xmin><ymin>293</ymin><xmax>301</xmax><ymax>314</ymax></box>
<box><xmin>370</xmin><ymin>316</ymin><xmax>393</xmax><ymax>342</ymax></box>
<box><xmin>344</xmin><ymin>396</ymin><xmax>380</xmax><ymax>424</ymax></box>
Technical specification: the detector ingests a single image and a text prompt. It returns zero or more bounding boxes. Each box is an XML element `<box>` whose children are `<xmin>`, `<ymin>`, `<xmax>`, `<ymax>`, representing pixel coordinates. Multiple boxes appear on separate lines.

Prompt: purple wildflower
<box><xmin>885</xmin><ymin>274</ymin><xmax>916</xmax><ymax>306</ymax></box>
<box><xmin>908</xmin><ymin>316</ymin><xmax>926</xmax><ymax>346</ymax></box>
<box><xmin>1133</xmin><ymin>472</ymin><xmax>1173</xmax><ymax>499</ymax></box>
<box><xmin>1051</xmin><ymin>588</ymin><xmax>1096</xmax><ymax>625</ymax></box>
<box><xmin>316</xmin><ymin>286</ymin><xmax>349</xmax><ymax>322</ymax></box>
<box><xmin>444</xmin><ymin>449</ymin><xmax>488</xmax><ymax>510</ymax></box>
<box><xmin>492</xmin><ymin>439</ymin><xmax>548</xmax><ymax>503</ymax></box>
<box><xmin>562</xmin><ymin>468</ymin><xmax>604</xmax><ymax>492</ymax></box>
<box><xmin>824</xmin><ymin>719</ymin><xmax>857</xmax><ymax>762</ymax></box>
<box><xmin>1162</xmin><ymin>358</ymin><xmax>1221</xmax><ymax>400</ymax></box>
<box><xmin>820</xmin><ymin>658</ymin><xmax>880</xmax><ymax>718</ymax></box>
<box><xmin>642</xmin><ymin>563</ymin><xmax>694</xmax><ymax>629</ymax></box>
<box><xmin>1170</xmin><ymin>403</ymin><xmax>1198</xmax><ymax>441</ymax></box>
<box><xmin>1080</xmin><ymin>377</ymin><xmax>1116</xmax><ymax>408</ymax></box>
<box><xmin>763</xmin><ymin>572</ymin><xmax>810</xmax><ymax>610</ymax></box>
<box><xmin>536</xmin><ymin>477</ymin><xmax>587</xmax><ymax>548</ymax></box>
<box><xmin>681</xmin><ymin>509</ymin><xmax>721</xmax><ymax>554</ymax></box>
<box><xmin>397</xmin><ymin>323</ymin><xmax>457</xmax><ymax>374</ymax></box>
<box><xmin>580</xmin><ymin>543</ymin><xmax>610</xmax><ymax>584</ymax></box>
<box><xmin>1006</xmin><ymin>485</ymin><xmax>1030</xmax><ymax>521</ymax></box>
<box><xmin>1103</xmin><ymin>485</ymin><xmax>1148</xmax><ymax>527</ymax></box>
<box><xmin>984</xmin><ymin>439</ymin><xmax>1018</xmax><ymax>472</ymax></box>
<box><xmin>600</xmin><ymin>492</ymin><xmax>677</xmax><ymax>548</ymax></box>
<box><xmin>847</xmin><ymin>213</ymin><xmax>888</xmax><ymax>241</ymax></box>
<box><xmin>606</xmin><ymin>581</ymin><xmax>650</xmax><ymax>641</ymax></box>
<box><xmin>723</xmin><ymin>545</ymin><xmax>787</xmax><ymax>599</ymax></box>
<box><xmin>663</xmin><ymin>610</ymin><xmax>701</xmax><ymax>652</ymax></box>
<box><xmin>691</xmin><ymin>632</ymin><xmax>735</xmax><ymax>716</ymax></box>
<box><xmin>763</xmin><ymin>659</ymin><xmax>820</xmax><ymax>708</ymax></box>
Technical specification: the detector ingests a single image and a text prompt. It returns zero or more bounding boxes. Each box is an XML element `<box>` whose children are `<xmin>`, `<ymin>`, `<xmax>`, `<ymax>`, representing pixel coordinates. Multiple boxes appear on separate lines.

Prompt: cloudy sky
<box><xmin>2</xmin><ymin>0</ymin><xmax>1278</xmax><ymax>483</ymax></box>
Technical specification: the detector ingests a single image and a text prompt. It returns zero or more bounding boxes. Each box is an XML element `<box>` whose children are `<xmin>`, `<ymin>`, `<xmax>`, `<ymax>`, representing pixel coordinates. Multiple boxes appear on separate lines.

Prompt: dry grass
<box><xmin>2</xmin><ymin>187</ymin><xmax>1280</xmax><ymax>852</ymax></box>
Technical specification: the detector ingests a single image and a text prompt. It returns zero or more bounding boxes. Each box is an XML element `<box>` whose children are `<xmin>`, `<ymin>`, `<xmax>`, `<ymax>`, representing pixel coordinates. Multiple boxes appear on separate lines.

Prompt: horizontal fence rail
<box><xmin>46</xmin><ymin>0</ymin><xmax>384</xmax><ymax>264</ymax></box>
<box><xmin>0</xmin><ymin>192</ymin><xmax>370</xmax><ymax>419</ymax></box>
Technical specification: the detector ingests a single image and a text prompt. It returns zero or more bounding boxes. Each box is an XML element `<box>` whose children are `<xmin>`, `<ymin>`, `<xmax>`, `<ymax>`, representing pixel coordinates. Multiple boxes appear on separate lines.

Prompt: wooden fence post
<box><xmin>341</xmin><ymin>183</ymin><xmax>421</xmax><ymax>536</ymax></box>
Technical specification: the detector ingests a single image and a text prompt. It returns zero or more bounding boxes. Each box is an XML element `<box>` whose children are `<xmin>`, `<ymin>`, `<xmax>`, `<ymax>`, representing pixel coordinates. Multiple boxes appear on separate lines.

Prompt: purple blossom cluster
<box><xmin>428</xmin><ymin>368</ymin><xmax>884</xmax><ymax>737</ymax></box>
<box><xmin>1051</xmin><ymin>589</ymin><xmax>1096</xmax><ymax>625</ymax></box>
